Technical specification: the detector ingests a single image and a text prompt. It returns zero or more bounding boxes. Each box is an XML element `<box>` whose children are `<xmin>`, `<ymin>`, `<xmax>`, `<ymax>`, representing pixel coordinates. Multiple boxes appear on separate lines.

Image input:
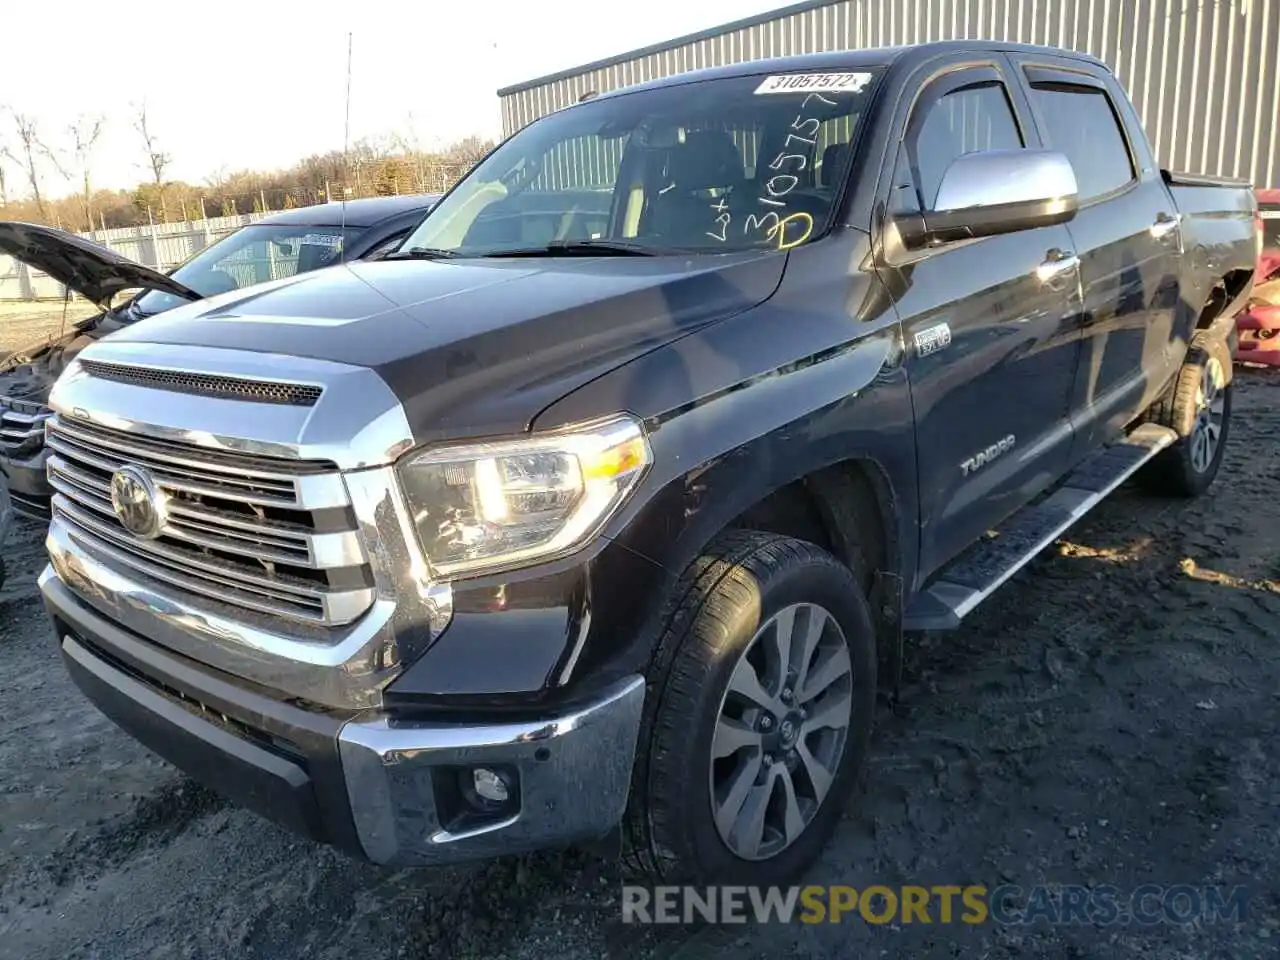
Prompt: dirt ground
<box><xmin>0</xmin><ymin>302</ymin><xmax>98</xmax><ymax>362</ymax></box>
<box><xmin>1</xmin><ymin>370</ymin><xmax>1277</xmax><ymax>959</ymax></box>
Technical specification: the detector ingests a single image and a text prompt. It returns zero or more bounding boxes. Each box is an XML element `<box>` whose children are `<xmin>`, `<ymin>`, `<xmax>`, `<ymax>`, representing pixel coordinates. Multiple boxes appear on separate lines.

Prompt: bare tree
<box><xmin>66</xmin><ymin>115</ymin><xmax>105</xmax><ymax>230</ymax></box>
<box><xmin>134</xmin><ymin>102</ymin><xmax>170</xmax><ymax>185</ymax></box>
<box><xmin>134</xmin><ymin>102</ymin><xmax>171</xmax><ymax>220</ymax></box>
<box><xmin>391</xmin><ymin>112</ymin><xmax>429</xmax><ymax>193</ymax></box>
<box><xmin>1</xmin><ymin>109</ymin><xmax>52</xmax><ymax>218</ymax></box>
<box><xmin>0</xmin><ymin>154</ymin><xmax>8</xmax><ymax>207</ymax></box>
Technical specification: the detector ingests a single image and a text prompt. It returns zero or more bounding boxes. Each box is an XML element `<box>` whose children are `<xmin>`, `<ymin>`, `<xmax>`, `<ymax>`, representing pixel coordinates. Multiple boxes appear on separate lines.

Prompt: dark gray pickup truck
<box><xmin>35</xmin><ymin>41</ymin><xmax>1256</xmax><ymax>885</ymax></box>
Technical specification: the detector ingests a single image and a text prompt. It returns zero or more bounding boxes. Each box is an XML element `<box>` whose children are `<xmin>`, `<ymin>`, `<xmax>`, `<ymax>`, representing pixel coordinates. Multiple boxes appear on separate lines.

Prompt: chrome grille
<box><xmin>79</xmin><ymin>359</ymin><xmax>324</xmax><ymax>406</ymax></box>
<box><xmin>46</xmin><ymin>415</ymin><xmax>373</xmax><ymax>625</ymax></box>
<box><xmin>0</xmin><ymin>397</ymin><xmax>49</xmax><ymax>456</ymax></box>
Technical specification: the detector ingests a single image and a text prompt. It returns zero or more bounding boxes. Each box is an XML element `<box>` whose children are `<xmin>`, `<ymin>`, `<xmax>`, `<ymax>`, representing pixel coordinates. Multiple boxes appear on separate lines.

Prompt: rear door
<box><xmin>876</xmin><ymin>62</ymin><xmax>1085</xmax><ymax>580</ymax></box>
<box><xmin>1012</xmin><ymin>56</ymin><xmax>1184</xmax><ymax>456</ymax></box>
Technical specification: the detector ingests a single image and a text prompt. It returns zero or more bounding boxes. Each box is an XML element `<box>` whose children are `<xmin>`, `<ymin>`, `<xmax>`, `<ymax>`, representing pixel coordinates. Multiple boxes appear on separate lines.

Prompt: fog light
<box><xmin>472</xmin><ymin>767</ymin><xmax>510</xmax><ymax>804</ymax></box>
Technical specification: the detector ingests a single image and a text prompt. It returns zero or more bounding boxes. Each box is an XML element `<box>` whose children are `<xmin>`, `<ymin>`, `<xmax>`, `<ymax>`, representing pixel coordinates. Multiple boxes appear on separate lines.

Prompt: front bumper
<box><xmin>0</xmin><ymin>445</ymin><xmax>52</xmax><ymax>521</ymax></box>
<box><xmin>41</xmin><ymin>566</ymin><xmax>645</xmax><ymax>866</ymax></box>
<box><xmin>339</xmin><ymin>676</ymin><xmax>644</xmax><ymax>864</ymax></box>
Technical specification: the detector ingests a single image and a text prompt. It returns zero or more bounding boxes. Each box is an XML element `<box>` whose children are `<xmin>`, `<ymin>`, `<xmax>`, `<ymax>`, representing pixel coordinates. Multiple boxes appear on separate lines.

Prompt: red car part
<box><xmin>1237</xmin><ymin>189</ymin><xmax>1280</xmax><ymax>367</ymax></box>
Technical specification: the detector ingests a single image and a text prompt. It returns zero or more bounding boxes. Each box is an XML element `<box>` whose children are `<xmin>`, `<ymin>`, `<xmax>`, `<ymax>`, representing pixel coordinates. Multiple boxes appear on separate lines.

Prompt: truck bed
<box><xmin>1161</xmin><ymin>168</ymin><xmax>1258</xmax><ymax>316</ymax></box>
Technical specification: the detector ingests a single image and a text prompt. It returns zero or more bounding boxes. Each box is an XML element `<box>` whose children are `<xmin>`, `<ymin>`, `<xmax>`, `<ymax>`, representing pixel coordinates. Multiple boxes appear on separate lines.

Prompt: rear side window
<box><xmin>1028</xmin><ymin>84</ymin><xmax>1135</xmax><ymax>201</ymax></box>
<box><xmin>910</xmin><ymin>83</ymin><xmax>1024</xmax><ymax>208</ymax></box>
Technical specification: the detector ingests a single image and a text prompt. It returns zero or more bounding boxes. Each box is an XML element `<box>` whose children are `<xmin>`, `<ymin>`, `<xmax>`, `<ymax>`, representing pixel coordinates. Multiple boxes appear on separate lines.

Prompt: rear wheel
<box><xmin>1140</xmin><ymin>341</ymin><xmax>1232</xmax><ymax>497</ymax></box>
<box><xmin>622</xmin><ymin>531</ymin><xmax>876</xmax><ymax>884</ymax></box>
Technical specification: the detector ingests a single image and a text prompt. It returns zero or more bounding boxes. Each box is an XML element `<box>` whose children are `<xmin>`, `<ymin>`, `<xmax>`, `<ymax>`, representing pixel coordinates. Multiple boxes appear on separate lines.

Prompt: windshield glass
<box><xmin>402</xmin><ymin>69</ymin><xmax>880</xmax><ymax>257</ymax></box>
<box><xmin>133</xmin><ymin>223</ymin><xmax>362</xmax><ymax>315</ymax></box>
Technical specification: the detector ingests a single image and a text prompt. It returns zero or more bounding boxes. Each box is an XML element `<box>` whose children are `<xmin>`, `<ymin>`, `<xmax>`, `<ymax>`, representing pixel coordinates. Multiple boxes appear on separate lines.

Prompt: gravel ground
<box><xmin>1</xmin><ymin>370</ymin><xmax>1277</xmax><ymax>959</ymax></box>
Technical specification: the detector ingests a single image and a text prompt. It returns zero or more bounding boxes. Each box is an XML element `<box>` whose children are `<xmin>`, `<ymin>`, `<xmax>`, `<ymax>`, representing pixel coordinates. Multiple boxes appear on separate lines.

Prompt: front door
<box><xmin>878</xmin><ymin>64</ymin><xmax>1085</xmax><ymax>581</ymax></box>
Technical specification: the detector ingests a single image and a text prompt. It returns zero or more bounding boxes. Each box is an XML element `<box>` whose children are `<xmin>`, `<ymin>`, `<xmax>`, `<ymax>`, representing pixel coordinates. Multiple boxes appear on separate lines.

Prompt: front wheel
<box><xmin>622</xmin><ymin>531</ymin><xmax>877</xmax><ymax>885</ymax></box>
<box><xmin>1139</xmin><ymin>342</ymin><xmax>1233</xmax><ymax>497</ymax></box>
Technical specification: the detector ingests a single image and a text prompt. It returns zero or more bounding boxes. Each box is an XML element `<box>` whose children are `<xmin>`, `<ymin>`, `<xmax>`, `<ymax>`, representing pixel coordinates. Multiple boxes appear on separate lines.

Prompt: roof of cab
<box><xmin>520</xmin><ymin>39</ymin><xmax>1107</xmax><ymax>104</ymax></box>
<box><xmin>257</xmin><ymin>193</ymin><xmax>440</xmax><ymax>228</ymax></box>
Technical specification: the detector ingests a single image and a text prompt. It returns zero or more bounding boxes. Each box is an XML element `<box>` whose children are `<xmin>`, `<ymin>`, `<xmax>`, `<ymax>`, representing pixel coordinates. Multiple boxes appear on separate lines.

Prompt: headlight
<box><xmin>398</xmin><ymin>414</ymin><xmax>651</xmax><ymax>578</ymax></box>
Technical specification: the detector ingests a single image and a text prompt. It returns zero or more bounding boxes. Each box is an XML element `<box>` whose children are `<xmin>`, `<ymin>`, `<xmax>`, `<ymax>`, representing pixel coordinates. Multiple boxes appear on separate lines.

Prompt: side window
<box><xmin>1028</xmin><ymin>84</ymin><xmax>1135</xmax><ymax>201</ymax></box>
<box><xmin>909</xmin><ymin>82</ymin><xmax>1024</xmax><ymax>208</ymax></box>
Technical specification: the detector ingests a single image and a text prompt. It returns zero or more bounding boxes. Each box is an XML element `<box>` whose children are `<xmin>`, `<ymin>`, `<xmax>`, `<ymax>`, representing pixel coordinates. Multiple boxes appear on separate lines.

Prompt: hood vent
<box><xmin>78</xmin><ymin>359</ymin><xmax>323</xmax><ymax>407</ymax></box>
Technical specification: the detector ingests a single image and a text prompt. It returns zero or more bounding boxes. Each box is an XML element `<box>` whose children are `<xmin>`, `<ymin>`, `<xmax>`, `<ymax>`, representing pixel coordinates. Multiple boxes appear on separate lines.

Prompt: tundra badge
<box><xmin>961</xmin><ymin>435</ymin><xmax>1016</xmax><ymax>476</ymax></box>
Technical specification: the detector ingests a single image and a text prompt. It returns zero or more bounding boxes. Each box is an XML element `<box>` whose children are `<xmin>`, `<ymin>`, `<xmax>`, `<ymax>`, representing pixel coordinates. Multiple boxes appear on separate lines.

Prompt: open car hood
<box><xmin>0</xmin><ymin>221</ymin><xmax>202</xmax><ymax>308</ymax></box>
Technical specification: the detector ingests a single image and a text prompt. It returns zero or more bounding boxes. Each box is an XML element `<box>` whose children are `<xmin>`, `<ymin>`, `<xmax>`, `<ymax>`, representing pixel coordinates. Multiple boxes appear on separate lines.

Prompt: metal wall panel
<box><xmin>498</xmin><ymin>0</ymin><xmax>1280</xmax><ymax>187</ymax></box>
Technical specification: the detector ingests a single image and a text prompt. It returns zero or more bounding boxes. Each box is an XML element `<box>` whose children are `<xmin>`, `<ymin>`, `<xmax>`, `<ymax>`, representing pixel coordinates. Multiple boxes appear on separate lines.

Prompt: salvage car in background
<box><xmin>0</xmin><ymin>194</ymin><xmax>439</xmax><ymax>524</ymax></box>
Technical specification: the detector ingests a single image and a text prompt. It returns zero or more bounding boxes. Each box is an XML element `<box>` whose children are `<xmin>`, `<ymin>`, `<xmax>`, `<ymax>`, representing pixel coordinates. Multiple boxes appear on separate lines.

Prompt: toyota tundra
<box><xmin>36</xmin><ymin>42</ymin><xmax>1257</xmax><ymax>884</ymax></box>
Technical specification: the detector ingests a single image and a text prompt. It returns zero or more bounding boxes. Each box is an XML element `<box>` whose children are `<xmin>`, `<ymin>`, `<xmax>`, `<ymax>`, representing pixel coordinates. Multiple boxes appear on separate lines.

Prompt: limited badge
<box><xmin>913</xmin><ymin>323</ymin><xmax>952</xmax><ymax>358</ymax></box>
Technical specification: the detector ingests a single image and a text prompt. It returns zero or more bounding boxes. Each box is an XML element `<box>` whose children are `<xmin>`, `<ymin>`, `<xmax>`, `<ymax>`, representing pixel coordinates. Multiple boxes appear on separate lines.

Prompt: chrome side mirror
<box><xmin>897</xmin><ymin>149</ymin><xmax>1079</xmax><ymax>248</ymax></box>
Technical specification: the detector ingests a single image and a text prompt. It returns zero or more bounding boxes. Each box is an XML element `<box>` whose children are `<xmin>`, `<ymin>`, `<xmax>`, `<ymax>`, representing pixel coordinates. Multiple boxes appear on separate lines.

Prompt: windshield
<box><xmin>133</xmin><ymin>223</ymin><xmax>362</xmax><ymax>315</ymax></box>
<box><xmin>401</xmin><ymin>69</ymin><xmax>880</xmax><ymax>257</ymax></box>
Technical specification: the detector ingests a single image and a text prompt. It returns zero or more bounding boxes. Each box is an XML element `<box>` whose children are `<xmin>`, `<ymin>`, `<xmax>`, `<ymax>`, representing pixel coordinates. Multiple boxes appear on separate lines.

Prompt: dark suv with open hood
<box><xmin>0</xmin><ymin>195</ymin><xmax>438</xmax><ymax>522</ymax></box>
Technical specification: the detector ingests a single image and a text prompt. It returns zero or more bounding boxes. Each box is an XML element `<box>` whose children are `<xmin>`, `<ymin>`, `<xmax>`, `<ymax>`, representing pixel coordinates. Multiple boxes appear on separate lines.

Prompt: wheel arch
<box><xmin>609</xmin><ymin>448</ymin><xmax>909</xmax><ymax>680</ymax></box>
<box><xmin>1197</xmin><ymin>268</ymin><xmax>1254</xmax><ymax>331</ymax></box>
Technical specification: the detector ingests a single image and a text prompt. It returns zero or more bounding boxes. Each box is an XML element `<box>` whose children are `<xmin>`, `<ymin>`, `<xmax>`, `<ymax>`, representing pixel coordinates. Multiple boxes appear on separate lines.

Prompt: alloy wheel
<box><xmin>1190</xmin><ymin>356</ymin><xmax>1226</xmax><ymax>473</ymax></box>
<box><xmin>709</xmin><ymin>602</ymin><xmax>854</xmax><ymax>861</ymax></box>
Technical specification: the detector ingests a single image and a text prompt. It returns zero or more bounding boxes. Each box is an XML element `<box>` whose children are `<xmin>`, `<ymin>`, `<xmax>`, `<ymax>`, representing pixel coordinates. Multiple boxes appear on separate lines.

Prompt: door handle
<box><xmin>1150</xmin><ymin>212</ymin><xmax>1180</xmax><ymax>241</ymax></box>
<box><xmin>1036</xmin><ymin>248</ymin><xmax>1080</xmax><ymax>286</ymax></box>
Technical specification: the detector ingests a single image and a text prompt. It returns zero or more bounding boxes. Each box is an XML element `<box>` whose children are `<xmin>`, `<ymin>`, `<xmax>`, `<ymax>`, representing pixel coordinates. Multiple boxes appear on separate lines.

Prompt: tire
<box><xmin>1139</xmin><ymin>339</ymin><xmax>1232</xmax><ymax>497</ymax></box>
<box><xmin>622</xmin><ymin>530</ymin><xmax>877</xmax><ymax>885</ymax></box>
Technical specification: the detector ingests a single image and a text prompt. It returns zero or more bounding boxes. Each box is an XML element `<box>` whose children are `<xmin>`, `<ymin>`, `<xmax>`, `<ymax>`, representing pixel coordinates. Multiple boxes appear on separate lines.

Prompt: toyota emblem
<box><xmin>109</xmin><ymin>465</ymin><xmax>168</xmax><ymax>540</ymax></box>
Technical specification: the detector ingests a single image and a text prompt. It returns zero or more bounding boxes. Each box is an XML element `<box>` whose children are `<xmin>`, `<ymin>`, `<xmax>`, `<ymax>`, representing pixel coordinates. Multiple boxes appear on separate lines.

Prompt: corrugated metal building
<box><xmin>497</xmin><ymin>0</ymin><xmax>1280</xmax><ymax>188</ymax></box>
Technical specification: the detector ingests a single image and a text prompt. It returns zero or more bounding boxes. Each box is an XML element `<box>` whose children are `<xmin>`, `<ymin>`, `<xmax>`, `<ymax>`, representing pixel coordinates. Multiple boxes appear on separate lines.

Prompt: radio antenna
<box><xmin>340</xmin><ymin>30</ymin><xmax>352</xmax><ymax>263</ymax></box>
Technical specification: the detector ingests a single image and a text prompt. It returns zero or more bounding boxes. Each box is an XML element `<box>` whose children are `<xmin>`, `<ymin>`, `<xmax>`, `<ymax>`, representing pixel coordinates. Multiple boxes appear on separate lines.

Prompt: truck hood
<box><xmin>0</xmin><ymin>221</ymin><xmax>202</xmax><ymax>307</ymax></box>
<box><xmin>101</xmin><ymin>251</ymin><xmax>788</xmax><ymax>441</ymax></box>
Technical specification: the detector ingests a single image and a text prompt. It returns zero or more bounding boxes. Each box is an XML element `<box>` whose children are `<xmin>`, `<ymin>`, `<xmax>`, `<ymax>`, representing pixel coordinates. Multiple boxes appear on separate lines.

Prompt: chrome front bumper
<box><xmin>338</xmin><ymin>675</ymin><xmax>645</xmax><ymax>865</ymax></box>
<box><xmin>42</xmin><ymin>560</ymin><xmax>646</xmax><ymax>867</ymax></box>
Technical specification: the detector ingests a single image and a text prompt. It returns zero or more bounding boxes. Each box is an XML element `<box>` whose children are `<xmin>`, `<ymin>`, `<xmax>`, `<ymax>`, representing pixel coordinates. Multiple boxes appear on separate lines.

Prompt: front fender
<box><xmin>392</xmin><ymin>234</ymin><xmax>920</xmax><ymax>703</ymax></box>
<box><xmin>533</xmin><ymin>245</ymin><xmax>919</xmax><ymax>682</ymax></box>
<box><xmin>606</xmin><ymin>330</ymin><xmax>916</xmax><ymax>578</ymax></box>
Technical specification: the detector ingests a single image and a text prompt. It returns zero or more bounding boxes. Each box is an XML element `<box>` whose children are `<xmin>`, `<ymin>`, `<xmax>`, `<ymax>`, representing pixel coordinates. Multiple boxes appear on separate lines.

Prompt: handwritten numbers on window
<box><xmin>745</xmin><ymin>91</ymin><xmax>837</xmax><ymax>250</ymax></box>
<box><xmin>706</xmin><ymin>194</ymin><xmax>732</xmax><ymax>243</ymax></box>
<box><xmin>744</xmin><ymin>210</ymin><xmax>814</xmax><ymax>250</ymax></box>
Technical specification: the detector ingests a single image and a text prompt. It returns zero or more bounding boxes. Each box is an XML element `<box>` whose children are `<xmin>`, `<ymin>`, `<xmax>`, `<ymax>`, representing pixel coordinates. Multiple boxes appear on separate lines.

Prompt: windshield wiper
<box><xmin>382</xmin><ymin>246</ymin><xmax>463</xmax><ymax>260</ymax></box>
<box><xmin>481</xmin><ymin>239</ymin><xmax>665</xmax><ymax>258</ymax></box>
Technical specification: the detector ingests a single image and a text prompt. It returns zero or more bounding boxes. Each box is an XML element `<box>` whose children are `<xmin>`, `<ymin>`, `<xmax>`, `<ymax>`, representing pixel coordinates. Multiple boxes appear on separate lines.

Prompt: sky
<box><xmin>0</xmin><ymin>0</ymin><xmax>795</xmax><ymax>195</ymax></box>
